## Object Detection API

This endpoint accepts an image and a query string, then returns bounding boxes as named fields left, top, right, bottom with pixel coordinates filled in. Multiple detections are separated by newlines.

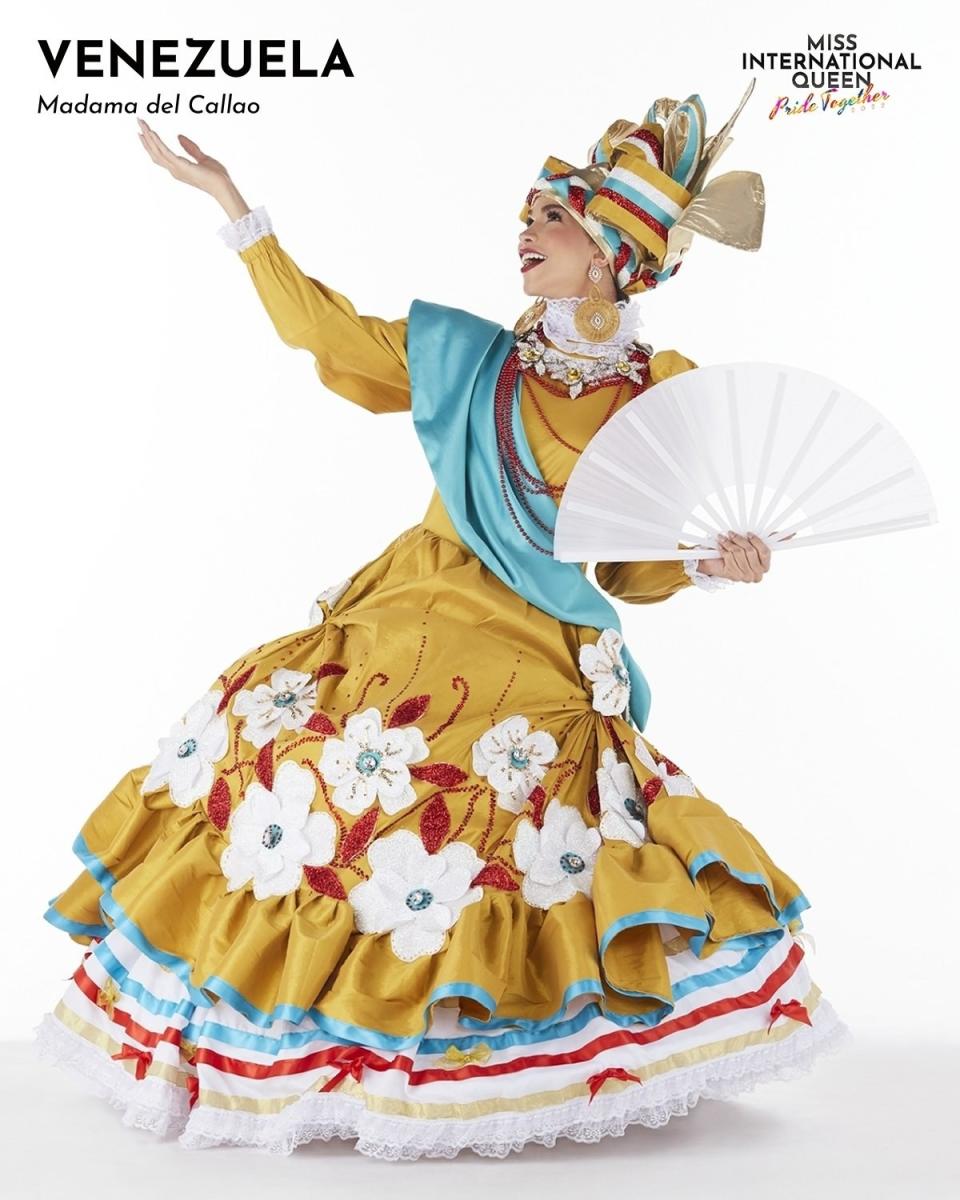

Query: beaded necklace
left=494, top=334, right=648, bottom=556
left=526, top=376, right=622, bottom=455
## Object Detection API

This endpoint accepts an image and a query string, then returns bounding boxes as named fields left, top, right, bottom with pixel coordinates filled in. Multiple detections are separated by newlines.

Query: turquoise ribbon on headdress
left=407, top=299, right=653, bottom=731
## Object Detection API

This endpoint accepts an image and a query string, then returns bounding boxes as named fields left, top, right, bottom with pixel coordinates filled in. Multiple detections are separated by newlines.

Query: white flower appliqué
left=471, top=715, right=558, bottom=813
left=579, top=628, right=630, bottom=716
left=220, top=760, right=336, bottom=900
left=141, top=690, right=229, bottom=808
left=596, top=746, right=647, bottom=847
left=308, top=576, right=352, bottom=626
left=634, top=734, right=698, bottom=797
left=232, top=668, right=318, bottom=750
left=318, top=706, right=429, bottom=816
left=512, top=801, right=601, bottom=910
left=348, top=829, right=484, bottom=961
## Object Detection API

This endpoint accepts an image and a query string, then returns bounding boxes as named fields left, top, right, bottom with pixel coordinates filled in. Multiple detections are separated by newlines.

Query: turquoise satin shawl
left=407, top=299, right=652, bottom=731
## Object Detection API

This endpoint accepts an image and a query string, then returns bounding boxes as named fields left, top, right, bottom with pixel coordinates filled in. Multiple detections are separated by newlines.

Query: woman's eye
left=547, top=210, right=560, bottom=220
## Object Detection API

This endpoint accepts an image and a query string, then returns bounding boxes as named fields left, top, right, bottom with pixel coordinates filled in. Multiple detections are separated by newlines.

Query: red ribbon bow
left=767, top=997, right=812, bottom=1033
left=319, top=1048, right=385, bottom=1093
left=186, top=1073, right=200, bottom=1110
left=586, top=1066, right=644, bottom=1102
left=111, top=1042, right=153, bottom=1080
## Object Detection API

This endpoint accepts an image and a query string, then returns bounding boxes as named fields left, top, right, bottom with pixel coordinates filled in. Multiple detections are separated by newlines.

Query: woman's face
left=518, top=191, right=616, bottom=301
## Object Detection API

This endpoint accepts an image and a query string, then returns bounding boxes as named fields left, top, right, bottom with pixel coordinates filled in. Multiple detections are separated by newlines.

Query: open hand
left=136, top=118, right=231, bottom=194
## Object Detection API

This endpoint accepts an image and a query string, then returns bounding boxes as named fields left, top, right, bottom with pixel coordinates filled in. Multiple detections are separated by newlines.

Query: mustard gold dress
left=33, top=207, right=851, bottom=1160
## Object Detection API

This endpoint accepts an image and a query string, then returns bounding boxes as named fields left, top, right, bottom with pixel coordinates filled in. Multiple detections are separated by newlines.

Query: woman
left=34, top=85, right=851, bottom=1161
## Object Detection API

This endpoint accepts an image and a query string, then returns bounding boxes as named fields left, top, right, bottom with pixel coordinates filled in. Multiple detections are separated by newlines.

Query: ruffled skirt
left=34, top=522, right=852, bottom=1159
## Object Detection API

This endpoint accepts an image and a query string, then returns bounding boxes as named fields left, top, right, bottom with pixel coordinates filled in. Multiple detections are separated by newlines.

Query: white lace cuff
left=217, top=205, right=273, bottom=252
left=683, top=558, right=737, bottom=592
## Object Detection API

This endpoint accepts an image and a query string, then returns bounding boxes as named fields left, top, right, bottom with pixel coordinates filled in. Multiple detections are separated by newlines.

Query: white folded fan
left=552, top=361, right=937, bottom=562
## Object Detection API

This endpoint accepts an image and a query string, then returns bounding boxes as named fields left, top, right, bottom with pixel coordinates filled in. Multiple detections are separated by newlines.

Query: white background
left=3, top=0, right=958, bottom=1189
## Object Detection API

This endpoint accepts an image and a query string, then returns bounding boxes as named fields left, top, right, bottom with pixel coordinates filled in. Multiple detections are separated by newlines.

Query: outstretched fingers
left=177, top=133, right=207, bottom=163
left=136, top=118, right=190, bottom=174
left=138, top=118, right=175, bottom=164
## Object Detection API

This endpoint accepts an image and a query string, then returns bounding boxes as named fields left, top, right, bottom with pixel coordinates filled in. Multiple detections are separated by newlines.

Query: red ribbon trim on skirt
left=586, top=1066, right=645, bottom=1102
left=767, top=997, right=812, bottom=1033
left=78, top=941, right=809, bottom=1089
left=110, top=1041, right=153, bottom=1080
left=318, top=1047, right=396, bottom=1092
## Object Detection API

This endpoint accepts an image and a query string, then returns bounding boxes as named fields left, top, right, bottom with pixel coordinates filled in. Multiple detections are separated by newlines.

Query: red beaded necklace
left=526, top=375, right=623, bottom=456
left=494, top=332, right=649, bottom=556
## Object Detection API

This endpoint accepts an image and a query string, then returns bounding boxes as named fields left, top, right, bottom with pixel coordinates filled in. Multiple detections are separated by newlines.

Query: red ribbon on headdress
left=586, top=1066, right=644, bottom=1102
left=111, top=1042, right=153, bottom=1080
left=767, top=998, right=812, bottom=1034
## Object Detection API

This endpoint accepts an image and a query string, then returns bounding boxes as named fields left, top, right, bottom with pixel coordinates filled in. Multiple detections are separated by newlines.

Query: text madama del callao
left=39, top=94, right=271, bottom=115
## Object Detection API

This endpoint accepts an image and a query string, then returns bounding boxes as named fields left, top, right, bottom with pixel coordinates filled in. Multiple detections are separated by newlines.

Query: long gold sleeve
left=593, top=558, right=693, bottom=604
left=237, top=233, right=410, bottom=415
left=594, top=347, right=700, bottom=604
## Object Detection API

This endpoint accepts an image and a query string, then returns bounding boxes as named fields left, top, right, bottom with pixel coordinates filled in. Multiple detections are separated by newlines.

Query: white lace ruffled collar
left=540, top=296, right=644, bottom=358
left=513, top=296, right=652, bottom=398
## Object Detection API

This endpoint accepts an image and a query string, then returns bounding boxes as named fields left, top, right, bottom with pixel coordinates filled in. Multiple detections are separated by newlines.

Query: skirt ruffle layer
left=33, top=923, right=851, bottom=1160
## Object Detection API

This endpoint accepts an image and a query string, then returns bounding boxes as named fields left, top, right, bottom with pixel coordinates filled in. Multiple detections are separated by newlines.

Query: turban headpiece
left=519, top=78, right=766, bottom=296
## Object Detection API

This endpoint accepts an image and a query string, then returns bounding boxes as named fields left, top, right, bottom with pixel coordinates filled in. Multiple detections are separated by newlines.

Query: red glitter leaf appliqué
left=316, top=663, right=348, bottom=680
left=605, top=718, right=627, bottom=755
left=420, top=795, right=450, bottom=853
left=339, top=808, right=379, bottom=866
left=305, top=712, right=337, bottom=735
left=471, top=862, right=519, bottom=891
left=207, top=777, right=232, bottom=830
left=587, top=781, right=600, bottom=817
left=529, top=785, right=547, bottom=829
left=409, top=762, right=468, bottom=788
left=255, top=740, right=275, bottom=791
left=217, top=666, right=255, bottom=714
left=304, top=865, right=347, bottom=900
left=388, top=694, right=430, bottom=727
left=642, top=777, right=663, bottom=805
left=660, top=757, right=683, bottom=777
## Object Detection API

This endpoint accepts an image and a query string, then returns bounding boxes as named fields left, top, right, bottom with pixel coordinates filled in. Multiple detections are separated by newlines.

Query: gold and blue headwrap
left=519, top=78, right=766, bottom=296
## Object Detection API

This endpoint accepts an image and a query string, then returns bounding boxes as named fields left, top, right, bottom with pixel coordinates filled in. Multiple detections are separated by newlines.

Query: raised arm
left=134, top=120, right=409, bottom=415
left=594, top=348, right=736, bottom=602
left=218, top=206, right=410, bottom=415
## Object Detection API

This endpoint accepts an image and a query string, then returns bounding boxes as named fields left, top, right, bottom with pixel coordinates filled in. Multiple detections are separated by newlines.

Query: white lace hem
left=217, top=205, right=273, bottom=252
left=32, top=1001, right=853, bottom=1161
left=683, top=557, right=737, bottom=592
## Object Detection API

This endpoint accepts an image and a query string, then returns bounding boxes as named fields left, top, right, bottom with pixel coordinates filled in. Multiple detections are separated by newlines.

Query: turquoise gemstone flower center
left=261, top=823, right=283, bottom=849
left=356, top=749, right=382, bottom=775
left=560, top=852, right=585, bottom=874
left=405, top=887, right=433, bottom=911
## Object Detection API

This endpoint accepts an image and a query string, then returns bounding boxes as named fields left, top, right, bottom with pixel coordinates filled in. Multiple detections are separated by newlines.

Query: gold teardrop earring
left=573, top=259, right=621, bottom=343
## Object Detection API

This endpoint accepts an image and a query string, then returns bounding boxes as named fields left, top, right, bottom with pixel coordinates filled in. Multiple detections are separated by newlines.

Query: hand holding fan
left=553, top=362, right=937, bottom=563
